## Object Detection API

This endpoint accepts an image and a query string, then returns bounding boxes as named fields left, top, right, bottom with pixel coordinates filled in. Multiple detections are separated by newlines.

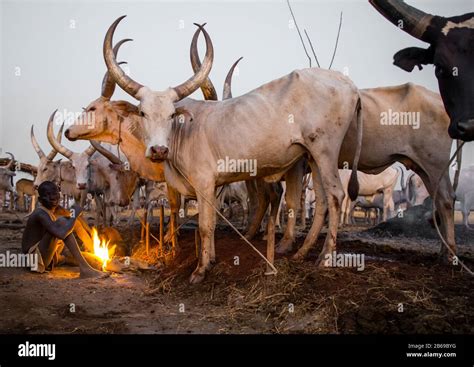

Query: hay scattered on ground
left=146, top=255, right=474, bottom=334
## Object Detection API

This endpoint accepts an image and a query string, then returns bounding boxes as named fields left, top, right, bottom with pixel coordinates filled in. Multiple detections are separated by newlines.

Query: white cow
left=101, top=19, right=363, bottom=283
left=455, top=165, right=474, bottom=229
left=339, top=167, right=399, bottom=224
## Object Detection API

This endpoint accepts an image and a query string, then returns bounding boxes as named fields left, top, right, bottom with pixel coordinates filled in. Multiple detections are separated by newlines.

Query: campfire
left=91, top=227, right=116, bottom=271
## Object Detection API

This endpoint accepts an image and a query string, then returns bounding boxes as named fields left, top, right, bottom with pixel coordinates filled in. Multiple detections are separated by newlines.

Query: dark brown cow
left=370, top=0, right=474, bottom=141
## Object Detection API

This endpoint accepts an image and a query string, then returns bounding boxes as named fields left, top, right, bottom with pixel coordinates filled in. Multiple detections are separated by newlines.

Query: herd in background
left=0, top=0, right=473, bottom=283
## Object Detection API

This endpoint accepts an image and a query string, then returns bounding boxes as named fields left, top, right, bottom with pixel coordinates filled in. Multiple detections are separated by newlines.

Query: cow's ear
left=393, top=47, right=434, bottom=72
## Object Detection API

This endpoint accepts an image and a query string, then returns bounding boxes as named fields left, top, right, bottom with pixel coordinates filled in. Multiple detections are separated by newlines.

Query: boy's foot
left=80, top=268, right=110, bottom=279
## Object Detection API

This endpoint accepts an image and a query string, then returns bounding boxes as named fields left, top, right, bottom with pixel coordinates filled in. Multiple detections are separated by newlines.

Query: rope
left=431, top=141, right=473, bottom=275
left=174, top=165, right=278, bottom=275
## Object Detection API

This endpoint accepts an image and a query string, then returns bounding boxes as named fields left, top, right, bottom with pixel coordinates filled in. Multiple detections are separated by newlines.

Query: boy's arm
left=74, top=218, right=93, bottom=252
left=54, top=205, right=93, bottom=251
left=37, top=211, right=77, bottom=240
left=54, top=206, right=72, bottom=217
left=54, top=206, right=91, bottom=234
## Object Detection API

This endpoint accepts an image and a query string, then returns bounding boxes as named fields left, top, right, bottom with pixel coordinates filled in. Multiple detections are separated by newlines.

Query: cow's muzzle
left=64, top=129, right=78, bottom=141
left=77, top=183, right=87, bottom=190
left=149, top=145, right=169, bottom=162
left=449, top=119, right=474, bottom=142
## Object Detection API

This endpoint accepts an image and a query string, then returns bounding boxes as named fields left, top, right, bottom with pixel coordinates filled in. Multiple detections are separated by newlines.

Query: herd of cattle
left=0, top=1, right=473, bottom=282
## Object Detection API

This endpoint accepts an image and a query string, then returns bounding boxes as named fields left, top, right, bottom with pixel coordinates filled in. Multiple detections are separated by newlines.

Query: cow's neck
left=118, top=118, right=165, bottom=181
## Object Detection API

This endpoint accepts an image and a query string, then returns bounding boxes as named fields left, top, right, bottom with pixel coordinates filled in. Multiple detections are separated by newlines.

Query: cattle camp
left=0, top=0, right=473, bottom=352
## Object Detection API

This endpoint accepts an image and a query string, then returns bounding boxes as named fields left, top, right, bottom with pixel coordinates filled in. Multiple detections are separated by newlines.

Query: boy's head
left=38, top=181, right=60, bottom=209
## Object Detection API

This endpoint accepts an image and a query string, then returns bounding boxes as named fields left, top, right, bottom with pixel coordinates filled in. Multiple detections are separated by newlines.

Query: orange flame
left=91, top=227, right=116, bottom=270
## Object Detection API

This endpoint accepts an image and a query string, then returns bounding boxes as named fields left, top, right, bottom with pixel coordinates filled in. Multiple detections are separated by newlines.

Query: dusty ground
left=0, top=208, right=472, bottom=334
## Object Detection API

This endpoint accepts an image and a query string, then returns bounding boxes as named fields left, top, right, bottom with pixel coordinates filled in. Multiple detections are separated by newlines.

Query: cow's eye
left=140, top=111, right=145, bottom=117
left=88, top=107, right=96, bottom=112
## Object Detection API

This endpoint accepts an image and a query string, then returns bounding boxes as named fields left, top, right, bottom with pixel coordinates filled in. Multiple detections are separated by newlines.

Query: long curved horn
left=5, top=152, right=15, bottom=170
left=46, top=122, right=65, bottom=161
left=173, top=23, right=214, bottom=101
left=47, top=110, right=74, bottom=159
left=31, top=122, right=64, bottom=161
left=31, top=125, right=46, bottom=159
left=223, top=57, right=243, bottom=100
left=369, top=0, right=434, bottom=42
left=190, top=23, right=218, bottom=101
left=85, top=144, right=96, bottom=157
left=103, top=16, right=144, bottom=99
left=90, top=140, right=122, bottom=164
left=101, top=38, right=133, bottom=99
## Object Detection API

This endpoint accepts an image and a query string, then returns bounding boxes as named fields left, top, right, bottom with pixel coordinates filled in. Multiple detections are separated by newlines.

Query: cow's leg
left=433, top=174, right=456, bottom=261
left=245, top=179, right=269, bottom=240
left=128, top=188, right=140, bottom=225
left=244, top=181, right=257, bottom=231
left=464, top=193, right=474, bottom=230
left=349, top=202, right=356, bottom=225
left=276, top=166, right=303, bottom=254
left=293, top=163, right=328, bottom=260
left=381, top=189, right=394, bottom=222
left=30, top=194, right=36, bottom=213
left=309, top=154, right=344, bottom=267
left=190, top=185, right=216, bottom=284
left=340, top=194, right=351, bottom=225
left=461, top=201, right=469, bottom=228
left=240, top=195, right=248, bottom=229
left=275, top=195, right=283, bottom=230
left=165, top=187, right=181, bottom=253
left=420, top=169, right=456, bottom=262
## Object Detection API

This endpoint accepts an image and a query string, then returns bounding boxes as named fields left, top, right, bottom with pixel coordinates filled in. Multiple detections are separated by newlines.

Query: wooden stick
left=171, top=211, right=177, bottom=257
left=145, top=222, right=150, bottom=255
left=159, top=205, right=164, bottom=257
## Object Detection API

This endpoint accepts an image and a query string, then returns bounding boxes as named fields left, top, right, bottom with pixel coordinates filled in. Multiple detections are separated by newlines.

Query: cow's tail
left=348, top=96, right=363, bottom=201
left=395, top=165, right=407, bottom=199
left=406, top=172, right=415, bottom=204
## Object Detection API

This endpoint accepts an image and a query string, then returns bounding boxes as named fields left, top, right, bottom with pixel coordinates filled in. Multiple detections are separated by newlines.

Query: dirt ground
left=0, top=208, right=473, bottom=334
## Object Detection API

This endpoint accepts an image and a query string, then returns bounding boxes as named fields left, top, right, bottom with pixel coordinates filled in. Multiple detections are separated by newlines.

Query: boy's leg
left=63, top=233, right=108, bottom=278
left=38, top=234, right=60, bottom=270
left=54, top=217, right=107, bottom=279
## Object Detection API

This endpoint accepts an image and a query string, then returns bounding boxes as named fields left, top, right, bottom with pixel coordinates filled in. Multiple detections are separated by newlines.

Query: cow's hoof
left=275, top=240, right=293, bottom=254
left=189, top=270, right=206, bottom=284
left=437, top=253, right=453, bottom=266
left=315, top=256, right=331, bottom=268
left=291, top=252, right=305, bottom=262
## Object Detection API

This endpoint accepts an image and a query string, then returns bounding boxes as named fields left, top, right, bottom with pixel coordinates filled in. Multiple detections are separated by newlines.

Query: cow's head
left=107, top=163, right=138, bottom=206
left=65, top=39, right=137, bottom=144
left=91, top=140, right=138, bottom=206
left=47, top=110, right=96, bottom=190
left=103, top=16, right=214, bottom=162
left=31, top=124, right=65, bottom=189
left=370, top=0, right=474, bottom=141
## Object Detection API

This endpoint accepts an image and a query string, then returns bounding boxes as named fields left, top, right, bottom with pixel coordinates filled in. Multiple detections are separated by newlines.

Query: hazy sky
left=1, top=0, right=473, bottom=181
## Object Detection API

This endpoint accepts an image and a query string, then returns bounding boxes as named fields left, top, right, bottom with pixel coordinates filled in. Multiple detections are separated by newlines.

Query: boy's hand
left=71, top=204, right=84, bottom=218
